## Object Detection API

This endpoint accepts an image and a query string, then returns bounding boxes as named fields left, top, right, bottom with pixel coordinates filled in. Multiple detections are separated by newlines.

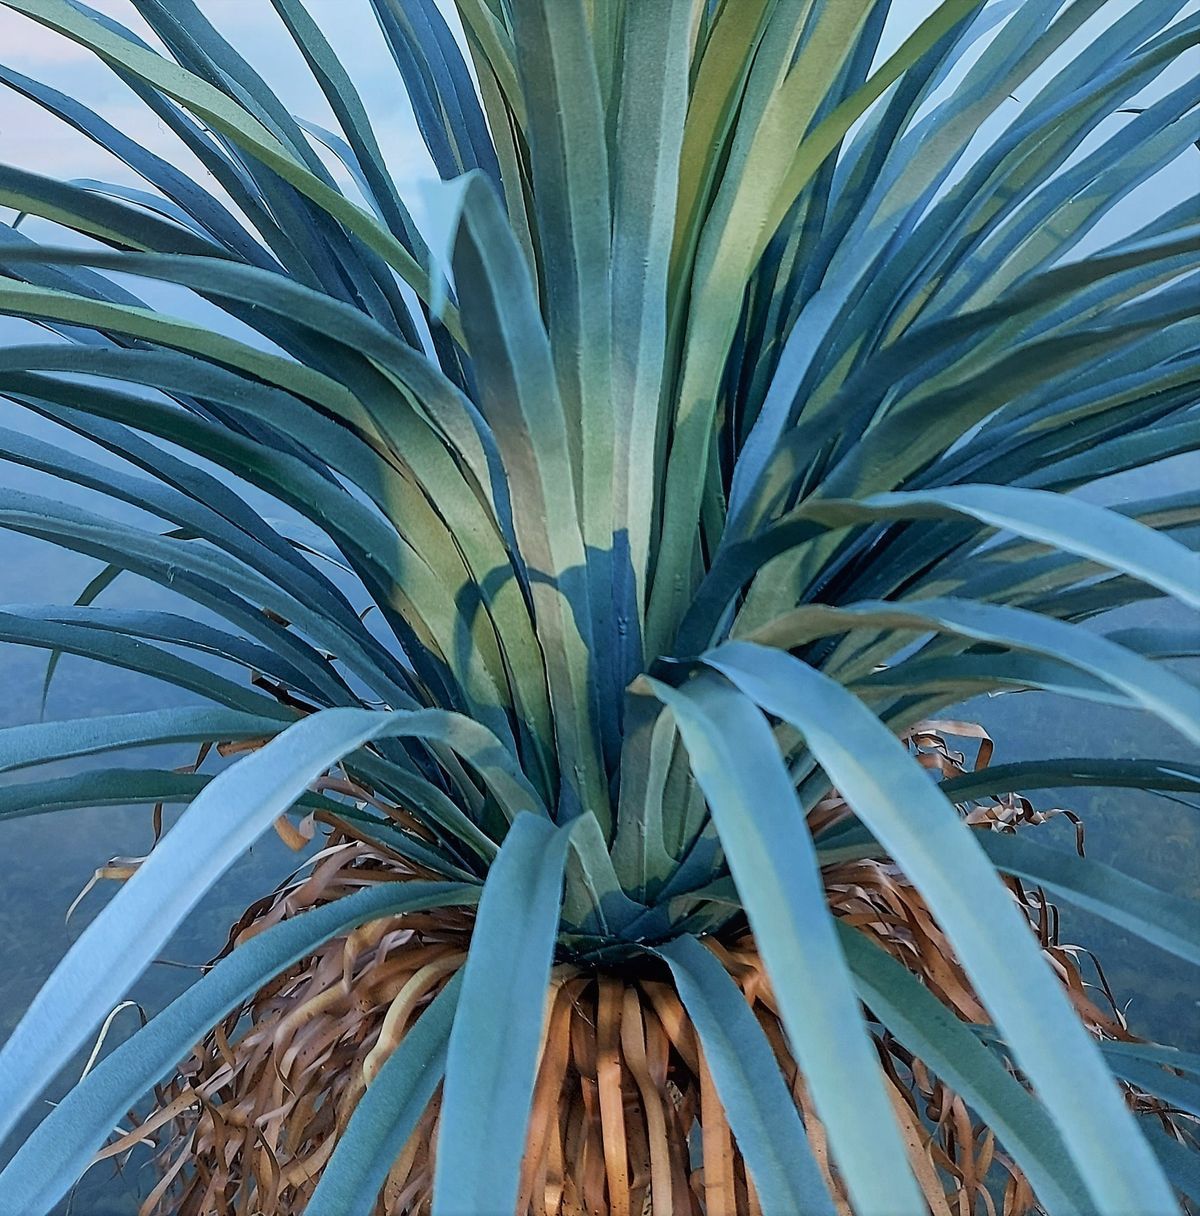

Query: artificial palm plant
left=0, top=0, right=1197, bottom=1212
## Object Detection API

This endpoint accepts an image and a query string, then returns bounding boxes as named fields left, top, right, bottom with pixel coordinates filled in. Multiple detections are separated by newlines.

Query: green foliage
left=0, top=0, right=1196, bottom=1211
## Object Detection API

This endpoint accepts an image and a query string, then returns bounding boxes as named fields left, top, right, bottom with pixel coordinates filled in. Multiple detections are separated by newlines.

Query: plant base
left=133, top=733, right=1185, bottom=1216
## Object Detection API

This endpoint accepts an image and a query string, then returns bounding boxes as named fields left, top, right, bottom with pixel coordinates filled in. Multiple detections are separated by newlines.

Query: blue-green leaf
left=0, top=707, right=287, bottom=774
left=0, top=881, right=477, bottom=1216
left=433, top=813, right=575, bottom=1215
left=0, top=707, right=533, bottom=1150
left=707, top=640, right=1178, bottom=1214
left=837, top=923, right=1092, bottom=1214
left=748, top=598, right=1200, bottom=751
left=976, top=831, right=1200, bottom=968
left=307, top=972, right=464, bottom=1216
left=656, top=935, right=836, bottom=1216
left=648, top=671, right=925, bottom=1214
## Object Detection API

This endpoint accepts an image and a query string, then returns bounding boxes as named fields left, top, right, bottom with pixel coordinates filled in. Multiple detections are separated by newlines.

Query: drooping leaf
left=657, top=935, right=837, bottom=1216
left=837, top=923, right=1093, bottom=1214
left=307, top=972, right=465, bottom=1216
left=707, top=640, right=1179, bottom=1215
left=0, top=882, right=478, bottom=1216
left=0, top=706, right=533, bottom=1149
left=650, top=671, right=926, bottom=1215
left=433, top=813, right=575, bottom=1216
left=976, top=831, right=1200, bottom=968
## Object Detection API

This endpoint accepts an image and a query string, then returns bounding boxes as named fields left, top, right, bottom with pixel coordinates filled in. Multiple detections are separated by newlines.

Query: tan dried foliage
left=116, top=728, right=1195, bottom=1215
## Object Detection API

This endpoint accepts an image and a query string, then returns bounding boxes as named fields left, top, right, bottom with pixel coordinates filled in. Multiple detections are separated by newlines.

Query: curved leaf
left=452, top=173, right=606, bottom=821
left=748, top=597, right=1200, bottom=750
left=1, top=0, right=456, bottom=333
left=688, top=483, right=1200, bottom=650
left=707, top=640, right=1178, bottom=1214
left=0, top=706, right=535, bottom=1150
left=307, top=971, right=464, bottom=1216
left=0, top=707, right=288, bottom=774
left=656, top=935, right=837, bottom=1216
left=433, top=813, right=575, bottom=1216
left=648, top=671, right=925, bottom=1214
left=976, top=831, right=1200, bottom=968
left=0, top=881, right=478, bottom=1216
left=940, top=757, right=1200, bottom=802
left=837, top=923, right=1092, bottom=1214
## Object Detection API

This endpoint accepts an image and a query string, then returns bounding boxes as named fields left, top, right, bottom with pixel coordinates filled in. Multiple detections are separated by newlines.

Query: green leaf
left=433, top=813, right=575, bottom=1216
left=1102, top=1054, right=1200, bottom=1123
left=367, top=0, right=501, bottom=185
left=0, top=363, right=477, bottom=714
left=508, top=0, right=619, bottom=760
left=656, top=935, right=837, bottom=1216
left=1095, top=1040, right=1200, bottom=1082
left=837, top=923, right=1092, bottom=1214
left=976, top=831, right=1200, bottom=968
left=688, top=483, right=1200, bottom=650
left=452, top=174, right=606, bottom=822
left=0, top=64, right=274, bottom=266
left=0, top=162, right=225, bottom=256
left=1144, top=1124, right=1200, bottom=1205
left=748, top=598, right=1200, bottom=751
left=0, top=881, right=478, bottom=1216
left=307, top=971, right=464, bottom=1216
left=765, top=0, right=987, bottom=239
left=648, top=671, right=925, bottom=1215
left=856, top=651, right=1133, bottom=712
left=268, top=0, right=427, bottom=252
left=609, top=0, right=693, bottom=663
left=707, top=640, right=1178, bottom=1215
left=510, top=0, right=612, bottom=482
left=0, top=607, right=294, bottom=718
left=0, top=707, right=287, bottom=774
left=560, top=810, right=645, bottom=936
left=649, top=0, right=985, bottom=648
left=37, top=561, right=126, bottom=719
left=0, top=488, right=385, bottom=704
left=836, top=483, right=1200, bottom=610
left=611, top=688, right=679, bottom=900
left=0, top=706, right=532, bottom=1150
left=0, top=248, right=500, bottom=513
left=1, top=0, right=456, bottom=334
left=940, top=757, right=1200, bottom=802
left=0, top=768, right=212, bottom=820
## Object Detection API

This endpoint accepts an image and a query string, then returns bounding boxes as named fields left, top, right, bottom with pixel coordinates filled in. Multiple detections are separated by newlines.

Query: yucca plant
left=0, top=0, right=1198, bottom=1212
